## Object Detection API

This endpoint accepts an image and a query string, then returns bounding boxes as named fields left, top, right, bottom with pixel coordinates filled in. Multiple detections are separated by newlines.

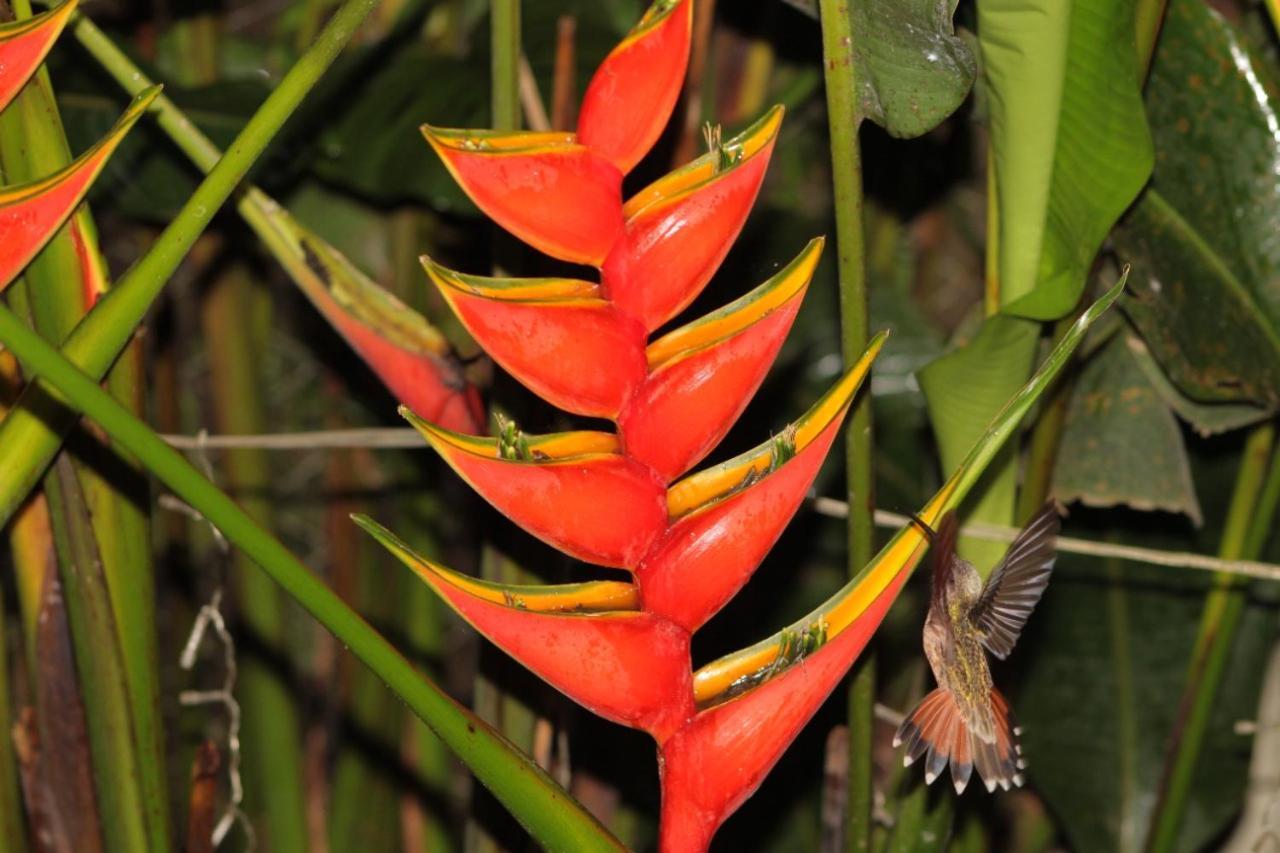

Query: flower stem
left=0, top=301, right=625, bottom=853
left=491, top=0, right=521, bottom=130
left=817, top=1, right=874, bottom=849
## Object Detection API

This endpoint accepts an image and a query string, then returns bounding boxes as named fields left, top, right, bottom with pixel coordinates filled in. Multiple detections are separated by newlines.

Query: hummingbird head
left=943, top=555, right=983, bottom=603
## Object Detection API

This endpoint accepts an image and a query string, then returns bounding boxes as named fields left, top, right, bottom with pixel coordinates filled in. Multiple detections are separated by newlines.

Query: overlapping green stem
left=0, top=301, right=624, bottom=852
left=0, top=0, right=384, bottom=529
left=817, top=1, right=874, bottom=848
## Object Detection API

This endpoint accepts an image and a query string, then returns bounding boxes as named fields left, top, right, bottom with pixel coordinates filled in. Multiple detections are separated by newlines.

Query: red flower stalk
left=358, top=1, right=913, bottom=848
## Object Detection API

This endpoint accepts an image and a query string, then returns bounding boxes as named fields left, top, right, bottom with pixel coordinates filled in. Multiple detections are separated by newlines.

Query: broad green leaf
left=849, top=0, right=976, bottom=138
left=1054, top=333, right=1202, bottom=524
left=918, top=313, right=1039, bottom=571
left=775, top=0, right=976, bottom=138
left=1127, top=335, right=1270, bottom=437
left=1116, top=0, right=1280, bottom=409
left=980, top=0, right=1153, bottom=317
left=1019, top=554, right=1271, bottom=853
left=313, top=47, right=486, bottom=211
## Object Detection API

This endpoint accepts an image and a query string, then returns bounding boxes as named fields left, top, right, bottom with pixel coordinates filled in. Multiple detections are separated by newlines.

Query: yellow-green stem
left=491, top=0, right=521, bottom=130
left=43, top=457, right=150, bottom=853
left=817, top=1, right=874, bottom=849
left=1016, top=314, right=1074, bottom=523
left=0, top=2, right=168, bottom=842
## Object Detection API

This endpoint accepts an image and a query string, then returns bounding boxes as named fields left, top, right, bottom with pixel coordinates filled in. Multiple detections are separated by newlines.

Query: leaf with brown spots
left=1117, top=0, right=1280, bottom=409
left=1054, top=333, right=1202, bottom=524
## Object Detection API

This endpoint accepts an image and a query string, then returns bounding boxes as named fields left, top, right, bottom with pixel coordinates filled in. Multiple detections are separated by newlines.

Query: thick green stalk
left=43, top=458, right=149, bottom=852
left=0, top=3, right=168, bottom=842
left=1146, top=422, right=1279, bottom=851
left=0, top=0, right=385, bottom=530
left=0, top=302, right=623, bottom=853
left=202, top=268, right=308, bottom=850
left=491, top=0, right=520, bottom=130
left=817, top=2, right=874, bottom=850
left=846, top=655, right=875, bottom=852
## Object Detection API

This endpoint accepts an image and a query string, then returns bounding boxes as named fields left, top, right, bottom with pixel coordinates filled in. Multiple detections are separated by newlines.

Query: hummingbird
left=893, top=502, right=1061, bottom=794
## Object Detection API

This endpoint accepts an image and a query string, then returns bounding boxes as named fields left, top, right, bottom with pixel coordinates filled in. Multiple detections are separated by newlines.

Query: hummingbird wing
left=972, top=502, right=1060, bottom=659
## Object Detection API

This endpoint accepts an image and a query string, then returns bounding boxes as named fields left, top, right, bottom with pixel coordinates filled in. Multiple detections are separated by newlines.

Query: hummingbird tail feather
left=974, top=687, right=1025, bottom=792
left=893, top=687, right=1025, bottom=795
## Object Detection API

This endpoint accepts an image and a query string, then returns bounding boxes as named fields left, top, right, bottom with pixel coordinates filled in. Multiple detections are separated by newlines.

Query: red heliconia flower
left=0, top=0, right=77, bottom=115
left=358, top=2, right=917, bottom=849
left=0, top=78, right=159, bottom=294
left=271, top=206, right=483, bottom=432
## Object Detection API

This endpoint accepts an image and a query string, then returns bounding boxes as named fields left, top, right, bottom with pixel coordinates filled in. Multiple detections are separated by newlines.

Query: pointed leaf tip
left=637, top=335, right=885, bottom=631
left=403, top=412, right=667, bottom=569
left=603, top=106, right=786, bottom=330
left=0, top=0, right=80, bottom=114
left=621, top=238, right=826, bottom=481
left=577, top=0, right=693, bottom=174
left=422, top=126, right=623, bottom=265
left=359, top=515, right=694, bottom=738
left=423, top=257, right=646, bottom=418
left=0, top=84, right=161, bottom=293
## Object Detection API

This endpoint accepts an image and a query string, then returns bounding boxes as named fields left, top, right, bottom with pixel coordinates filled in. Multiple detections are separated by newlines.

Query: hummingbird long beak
left=906, top=511, right=937, bottom=543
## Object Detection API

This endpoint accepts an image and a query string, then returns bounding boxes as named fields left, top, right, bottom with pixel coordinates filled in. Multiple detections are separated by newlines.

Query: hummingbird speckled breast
left=893, top=502, right=1061, bottom=795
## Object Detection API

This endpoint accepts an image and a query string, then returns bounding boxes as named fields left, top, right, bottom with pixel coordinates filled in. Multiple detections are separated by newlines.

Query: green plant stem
left=491, top=0, right=521, bottom=130
left=847, top=655, right=875, bottom=852
left=1016, top=314, right=1074, bottom=523
left=0, top=0, right=384, bottom=531
left=1146, top=421, right=1279, bottom=852
left=0, top=302, right=623, bottom=853
left=43, top=458, right=150, bottom=853
left=817, top=2, right=873, bottom=850
left=0, top=4, right=169, bottom=842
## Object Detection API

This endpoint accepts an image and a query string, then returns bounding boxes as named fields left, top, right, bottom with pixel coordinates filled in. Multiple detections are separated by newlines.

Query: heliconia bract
left=359, top=2, right=923, bottom=849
